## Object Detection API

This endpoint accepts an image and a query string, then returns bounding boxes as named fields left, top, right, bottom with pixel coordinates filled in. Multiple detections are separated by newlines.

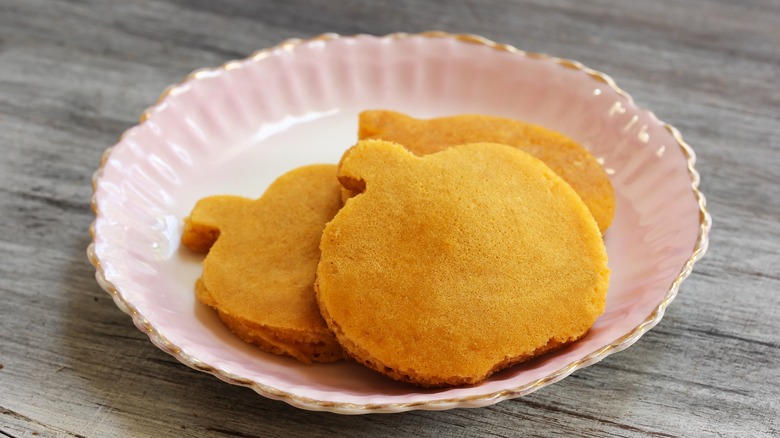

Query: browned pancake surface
left=317, top=140, right=609, bottom=386
left=357, top=110, right=615, bottom=233
left=182, top=164, right=345, bottom=363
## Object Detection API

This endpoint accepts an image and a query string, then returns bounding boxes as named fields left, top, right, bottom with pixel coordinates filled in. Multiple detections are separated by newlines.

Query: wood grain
left=1, top=0, right=778, bottom=436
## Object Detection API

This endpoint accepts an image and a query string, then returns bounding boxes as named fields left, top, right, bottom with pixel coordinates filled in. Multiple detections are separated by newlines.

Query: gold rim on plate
left=88, top=31, right=712, bottom=413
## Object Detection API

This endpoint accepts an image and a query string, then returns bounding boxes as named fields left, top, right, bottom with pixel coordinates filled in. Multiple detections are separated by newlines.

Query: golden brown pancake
left=356, top=110, right=615, bottom=233
left=316, top=140, right=609, bottom=387
left=181, top=164, right=345, bottom=363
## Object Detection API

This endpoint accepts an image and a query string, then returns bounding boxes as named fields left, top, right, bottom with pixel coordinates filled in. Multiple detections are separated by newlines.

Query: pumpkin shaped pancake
left=356, top=110, right=615, bottom=233
left=316, top=140, right=609, bottom=387
left=181, top=164, right=345, bottom=363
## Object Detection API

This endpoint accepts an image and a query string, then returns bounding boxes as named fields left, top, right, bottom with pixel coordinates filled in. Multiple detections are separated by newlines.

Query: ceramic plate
left=88, top=32, right=710, bottom=414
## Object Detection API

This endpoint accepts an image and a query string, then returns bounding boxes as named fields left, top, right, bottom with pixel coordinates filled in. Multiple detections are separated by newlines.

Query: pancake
left=181, top=164, right=345, bottom=363
left=316, top=140, right=609, bottom=387
left=356, top=110, right=615, bottom=233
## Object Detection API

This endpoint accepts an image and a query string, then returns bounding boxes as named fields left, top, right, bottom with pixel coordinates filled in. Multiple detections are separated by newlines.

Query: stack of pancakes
left=182, top=111, right=611, bottom=387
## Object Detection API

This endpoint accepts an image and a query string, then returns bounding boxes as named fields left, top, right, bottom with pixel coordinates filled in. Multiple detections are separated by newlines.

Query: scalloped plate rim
left=88, top=31, right=711, bottom=414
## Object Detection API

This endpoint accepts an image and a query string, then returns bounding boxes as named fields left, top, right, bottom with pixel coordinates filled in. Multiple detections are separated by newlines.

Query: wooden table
left=1, top=0, right=778, bottom=436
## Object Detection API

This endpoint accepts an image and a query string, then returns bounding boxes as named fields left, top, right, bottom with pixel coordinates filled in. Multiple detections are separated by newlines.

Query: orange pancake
left=317, top=140, right=609, bottom=387
left=357, top=110, right=615, bottom=233
left=182, top=164, right=345, bottom=363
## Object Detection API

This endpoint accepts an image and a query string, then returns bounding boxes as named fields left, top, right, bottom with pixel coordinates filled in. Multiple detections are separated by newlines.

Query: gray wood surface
left=1, top=0, right=778, bottom=436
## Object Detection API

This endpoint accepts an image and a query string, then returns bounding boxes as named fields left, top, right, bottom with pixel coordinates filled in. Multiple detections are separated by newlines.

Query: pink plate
left=88, top=32, right=711, bottom=413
